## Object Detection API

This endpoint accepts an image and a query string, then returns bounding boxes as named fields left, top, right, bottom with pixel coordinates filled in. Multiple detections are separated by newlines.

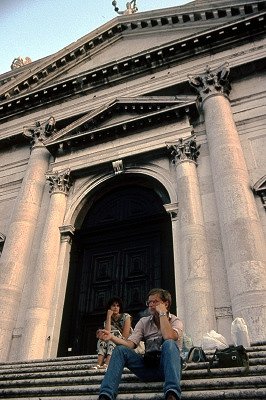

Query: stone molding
left=253, top=175, right=266, bottom=210
left=164, top=203, right=178, bottom=220
left=0, top=233, right=5, bottom=256
left=188, top=62, right=231, bottom=102
left=166, top=134, right=200, bottom=164
left=46, top=168, right=71, bottom=195
left=59, top=225, right=75, bottom=243
left=215, top=306, right=233, bottom=319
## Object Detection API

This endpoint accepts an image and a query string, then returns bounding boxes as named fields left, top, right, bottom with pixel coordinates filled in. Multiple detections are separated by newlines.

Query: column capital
left=23, top=117, right=56, bottom=148
left=166, top=135, right=200, bottom=164
left=188, top=63, right=231, bottom=103
left=46, top=168, right=71, bottom=195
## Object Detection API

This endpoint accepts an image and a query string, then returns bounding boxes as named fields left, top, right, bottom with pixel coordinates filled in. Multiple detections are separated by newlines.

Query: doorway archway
left=58, top=182, right=175, bottom=356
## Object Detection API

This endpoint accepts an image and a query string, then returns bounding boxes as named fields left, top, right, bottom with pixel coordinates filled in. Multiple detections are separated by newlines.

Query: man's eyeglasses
left=146, top=299, right=161, bottom=306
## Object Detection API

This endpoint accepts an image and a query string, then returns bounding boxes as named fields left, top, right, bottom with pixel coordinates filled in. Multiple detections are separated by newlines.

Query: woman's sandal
left=91, top=364, right=101, bottom=370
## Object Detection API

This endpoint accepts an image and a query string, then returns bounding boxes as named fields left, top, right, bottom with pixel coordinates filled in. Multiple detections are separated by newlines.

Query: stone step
left=0, top=363, right=265, bottom=385
left=0, top=343, right=265, bottom=399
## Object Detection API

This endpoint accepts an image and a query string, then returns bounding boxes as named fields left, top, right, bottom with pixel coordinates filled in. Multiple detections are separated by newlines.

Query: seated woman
left=92, top=296, right=131, bottom=370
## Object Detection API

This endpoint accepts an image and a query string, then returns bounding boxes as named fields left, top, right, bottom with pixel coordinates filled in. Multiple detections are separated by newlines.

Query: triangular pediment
left=44, top=95, right=197, bottom=154
left=0, top=0, right=264, bottom=104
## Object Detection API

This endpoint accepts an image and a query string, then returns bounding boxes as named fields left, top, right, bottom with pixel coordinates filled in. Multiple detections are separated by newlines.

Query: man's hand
left=155, top=302, right=168, bottom=314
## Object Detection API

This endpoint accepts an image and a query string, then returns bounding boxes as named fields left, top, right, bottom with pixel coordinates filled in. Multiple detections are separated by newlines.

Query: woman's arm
left=105, top=309, right=113, bottom=332
left=97, top=329, right=136, bottom=349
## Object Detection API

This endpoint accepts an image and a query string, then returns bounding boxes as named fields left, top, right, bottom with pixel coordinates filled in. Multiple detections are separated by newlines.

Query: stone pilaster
left=20, top=169, right=71, bottom=360
left=47, top=225, right=75, bottom=358
left=0, top=120, right=53, bottom=361
left=167, top=136, right=216, bottom=345
left=189, top=64, right=266, bottom=342
left=164, top=203, right=186, bottom=322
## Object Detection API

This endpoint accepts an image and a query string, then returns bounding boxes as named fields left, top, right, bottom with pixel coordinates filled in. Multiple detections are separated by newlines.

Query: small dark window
left=171, top=16, right=179, bottom=24
left=258, top=2, right=266, bottom=11
left=218, top=9, right=227, bottom=18
left=244, top=4, right=253, bottom=14
left=141, top=21, right=148, bottom=28
left=206, top=11, right=214, bottom=19
left=161, top=17, right=169, bottom=25
left=231, top=7, right=240, bottom=16
left=194, top=13, right=202, bottom=21
left=182, top=14, right=190, bottom=23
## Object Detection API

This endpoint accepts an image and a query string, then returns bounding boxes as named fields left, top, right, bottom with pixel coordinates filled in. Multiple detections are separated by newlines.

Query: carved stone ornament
left=166, top=135, right=201, bottom=164
left=23, top=117, right=56, bottom=146
left=112, top=0, right=138, bottom=15
left=112, top=159, right=124, bottom=175
left=188, top=63, right=231, bottom=102
left=10, top=56, right=32, bottom=70
left=46, top=168, right=71, bottom=195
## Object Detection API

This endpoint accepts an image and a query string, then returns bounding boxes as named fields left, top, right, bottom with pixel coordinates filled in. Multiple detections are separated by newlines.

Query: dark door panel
left=58, top=185, right=175, bottom=356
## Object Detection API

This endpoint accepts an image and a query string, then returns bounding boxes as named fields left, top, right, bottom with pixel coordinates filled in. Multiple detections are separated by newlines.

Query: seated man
left=97, top=288, right=183, bottom=400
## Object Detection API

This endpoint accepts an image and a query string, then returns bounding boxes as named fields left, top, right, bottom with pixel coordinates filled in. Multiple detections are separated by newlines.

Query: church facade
left=0, top=0, right=265, bottom=362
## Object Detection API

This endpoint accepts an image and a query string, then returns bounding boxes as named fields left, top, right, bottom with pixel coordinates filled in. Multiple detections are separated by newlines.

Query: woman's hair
left=147, top=288, right=172, bottom=308
left=106, top=296, right=123, bottom=313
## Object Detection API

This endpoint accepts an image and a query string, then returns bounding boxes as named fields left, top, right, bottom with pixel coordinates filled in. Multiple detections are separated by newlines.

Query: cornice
left=0, top=2, right=264, bottom=92
left=0, top=10, right=265, bottom=123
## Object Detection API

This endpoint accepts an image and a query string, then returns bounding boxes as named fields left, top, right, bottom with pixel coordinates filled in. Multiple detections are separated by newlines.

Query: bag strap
left=207, top=349, right=217, bottom=373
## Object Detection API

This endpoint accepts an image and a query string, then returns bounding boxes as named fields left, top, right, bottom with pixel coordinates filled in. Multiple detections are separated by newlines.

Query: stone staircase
left=0, top=343, right=265, bottom=399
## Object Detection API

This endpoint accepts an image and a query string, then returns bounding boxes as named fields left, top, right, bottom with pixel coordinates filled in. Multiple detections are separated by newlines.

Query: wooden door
left=58, top=185, right=175, bottom=356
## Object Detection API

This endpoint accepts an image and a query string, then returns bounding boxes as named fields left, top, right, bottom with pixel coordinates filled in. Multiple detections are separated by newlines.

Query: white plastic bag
left=202, top=330, right=228, bottom=350
left=231, top=318, right=250, bottom=347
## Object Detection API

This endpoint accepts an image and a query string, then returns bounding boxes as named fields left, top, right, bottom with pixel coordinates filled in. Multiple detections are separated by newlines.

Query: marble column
left=0, top=119, right=54, bottom=361
left=189, top=63, right=266, bottom=342
left=167, top=136, right=216, bottom=345
left=20, top=169, right=71, bottom=360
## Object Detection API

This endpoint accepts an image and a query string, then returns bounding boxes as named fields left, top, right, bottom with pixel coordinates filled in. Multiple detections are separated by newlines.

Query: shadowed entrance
left=58, top=184, right=175, bottom=356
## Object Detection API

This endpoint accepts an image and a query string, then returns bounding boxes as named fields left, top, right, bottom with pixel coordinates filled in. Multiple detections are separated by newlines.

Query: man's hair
left=106, top=296, right=123, bottom=313
left=147, top=288, right=172, bottom=308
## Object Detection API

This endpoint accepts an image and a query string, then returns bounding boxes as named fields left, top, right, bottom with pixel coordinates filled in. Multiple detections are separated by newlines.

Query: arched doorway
left=58, top=183, right=175, bottom=356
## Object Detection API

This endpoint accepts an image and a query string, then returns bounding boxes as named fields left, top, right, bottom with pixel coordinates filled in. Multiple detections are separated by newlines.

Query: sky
left=0, top=0, right=189, bottom=74
left=0, top=0, right=188, bottom=75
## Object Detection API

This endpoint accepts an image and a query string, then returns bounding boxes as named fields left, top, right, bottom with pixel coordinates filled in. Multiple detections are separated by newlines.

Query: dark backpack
left=187, top=346, right=207, bottom=363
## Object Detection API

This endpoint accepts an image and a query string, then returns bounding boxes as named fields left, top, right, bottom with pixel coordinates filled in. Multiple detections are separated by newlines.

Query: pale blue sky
left=0, top=0, right=188, bottom=75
